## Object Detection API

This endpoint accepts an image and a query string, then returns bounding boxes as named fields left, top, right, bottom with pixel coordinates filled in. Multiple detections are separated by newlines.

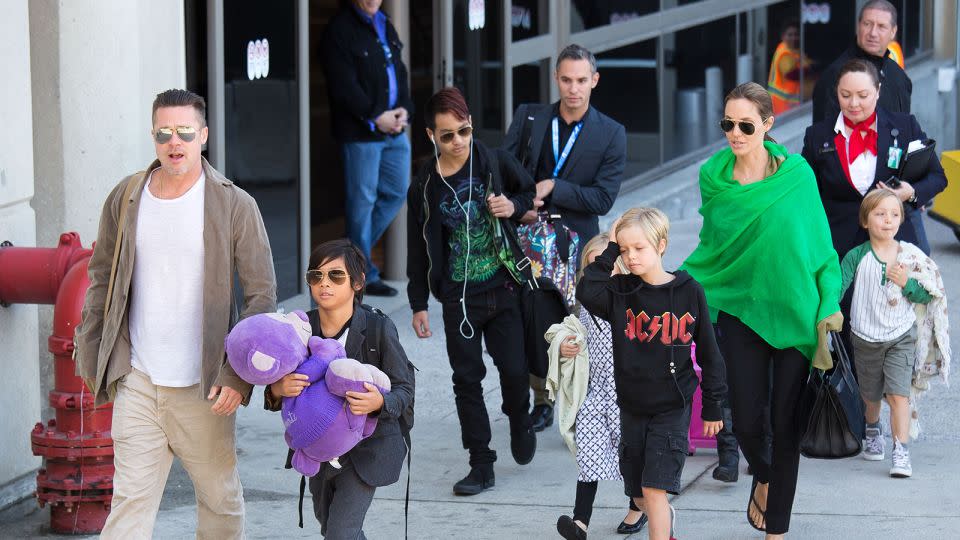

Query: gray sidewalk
left=4, top=120, right=959, bottom=538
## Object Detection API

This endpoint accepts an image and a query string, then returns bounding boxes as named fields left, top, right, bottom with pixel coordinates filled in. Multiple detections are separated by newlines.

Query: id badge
left=887, top=146, right=903, bottom=169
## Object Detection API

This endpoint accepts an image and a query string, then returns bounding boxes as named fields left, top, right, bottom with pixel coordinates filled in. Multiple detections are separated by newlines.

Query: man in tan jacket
left=75, top=89, right=277, bottom=539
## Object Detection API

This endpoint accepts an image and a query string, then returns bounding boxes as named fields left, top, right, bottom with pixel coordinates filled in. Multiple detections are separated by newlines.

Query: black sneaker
left=511, top=426, right=537, bottom=465
left=453, top=465, right=495, bottom=496
left=530, top=404, right=554, bottom=432
left=365, top=280, right=398, bottom=297
left=712, top=463, right=739, bottom=482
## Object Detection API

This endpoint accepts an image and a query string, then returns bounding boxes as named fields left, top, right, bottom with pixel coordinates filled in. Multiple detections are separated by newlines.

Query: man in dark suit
left=811, top=0, right=911, bottom=122
left=503, top=44, right=626, bottom=431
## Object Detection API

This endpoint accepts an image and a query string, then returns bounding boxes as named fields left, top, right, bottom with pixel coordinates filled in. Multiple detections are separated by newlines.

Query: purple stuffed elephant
left=224, top=311, right=312, bottom=385
left=283, top=336, right=392, bottom=476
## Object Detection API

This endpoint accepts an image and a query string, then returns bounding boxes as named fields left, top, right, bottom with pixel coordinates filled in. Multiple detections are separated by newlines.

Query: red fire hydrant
left=0, top=233, right=114, bottom=534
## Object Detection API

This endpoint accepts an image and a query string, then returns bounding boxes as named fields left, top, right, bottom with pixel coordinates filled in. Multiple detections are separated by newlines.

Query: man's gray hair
left=556, top=44, right=597, bottom=74
left=860, top=0, right=898, bottom=27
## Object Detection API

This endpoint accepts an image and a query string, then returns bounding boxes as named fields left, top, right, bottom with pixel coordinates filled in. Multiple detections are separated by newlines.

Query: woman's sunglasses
left=153, top=126, right=198, bottom=144
left=305, top=269, right=349, bottom=286
left=437, top=125, right=473, bottom=144
left=719, top=119, right=763, bottom=136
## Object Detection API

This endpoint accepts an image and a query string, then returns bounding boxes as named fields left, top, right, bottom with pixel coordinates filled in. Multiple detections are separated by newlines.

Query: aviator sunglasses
left=305, top=269, right=349, bottom=286
left=153, top=126, right=198, bottom=144
left=719, top=118, right=766, bottom=136
left=436, top=125, right=473, bottom=144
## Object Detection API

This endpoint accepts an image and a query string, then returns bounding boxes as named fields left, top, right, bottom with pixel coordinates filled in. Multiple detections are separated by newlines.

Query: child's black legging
left=573, top=481, right=638, bottom=526
left=716, top=311, right=809, bottom=535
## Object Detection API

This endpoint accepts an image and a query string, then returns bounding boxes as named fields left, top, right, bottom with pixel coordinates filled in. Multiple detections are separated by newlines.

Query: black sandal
left=747, top=476, right=767, bottom=532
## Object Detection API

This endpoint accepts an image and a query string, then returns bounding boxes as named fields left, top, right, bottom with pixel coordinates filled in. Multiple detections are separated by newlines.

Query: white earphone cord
left=433, top=137, right=476, bottom=340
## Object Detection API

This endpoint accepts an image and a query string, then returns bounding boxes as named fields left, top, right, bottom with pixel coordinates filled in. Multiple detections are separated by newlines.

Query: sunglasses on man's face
left=305, top=269, right=349, bottom=286
left=719, top=119, right=762, bottom=136
left=436, top=125, right=473, bottom=144
left=153, top=126, right=198, bottom=144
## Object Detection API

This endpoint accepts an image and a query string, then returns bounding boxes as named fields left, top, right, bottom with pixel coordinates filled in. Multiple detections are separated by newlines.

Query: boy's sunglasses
left=305, top=269, right=349, bottom=286
left=437, top=125, right=473, bottom=144
left=719, top=119, right=762, bottom=136
left=153, top=126, right=198, bottom=144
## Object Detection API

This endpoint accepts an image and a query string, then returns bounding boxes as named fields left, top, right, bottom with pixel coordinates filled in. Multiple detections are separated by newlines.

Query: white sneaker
left=890, top=439, right=912, bottom=478
left=863, top=426, right=885, bottom=461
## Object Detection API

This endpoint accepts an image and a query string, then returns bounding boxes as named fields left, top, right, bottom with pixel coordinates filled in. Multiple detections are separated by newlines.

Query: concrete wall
left=0, top=0, right=43, bottom=510
left=0, top=0, right=185, bottom=508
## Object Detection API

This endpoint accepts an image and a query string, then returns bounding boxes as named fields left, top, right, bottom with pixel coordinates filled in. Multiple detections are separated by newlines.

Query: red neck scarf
left=843, top=111, right=878, bottom=164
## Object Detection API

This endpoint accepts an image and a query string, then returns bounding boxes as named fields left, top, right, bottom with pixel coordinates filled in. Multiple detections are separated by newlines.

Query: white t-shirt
left=850, top=247, right=916, bottom=342
left=834, top=113, right=877, bottom=196
left=128, top=171, right=206, bottom=387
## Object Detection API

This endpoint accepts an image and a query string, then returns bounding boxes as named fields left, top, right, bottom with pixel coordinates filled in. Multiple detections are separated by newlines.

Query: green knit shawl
left=681, top=142, right=841, bottom=361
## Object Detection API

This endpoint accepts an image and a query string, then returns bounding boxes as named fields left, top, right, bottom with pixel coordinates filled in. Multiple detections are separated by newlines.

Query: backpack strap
left=297, top=475, right=306, bottom=529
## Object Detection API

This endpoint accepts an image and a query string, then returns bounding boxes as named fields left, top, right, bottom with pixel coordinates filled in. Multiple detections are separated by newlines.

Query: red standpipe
left=0, top=233, right=114, bottom=534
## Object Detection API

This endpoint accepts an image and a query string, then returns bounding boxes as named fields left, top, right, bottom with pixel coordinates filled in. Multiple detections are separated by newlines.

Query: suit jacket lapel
left=873, top=110, right=893, bottom=185
left=558, top=106, right=595, bottom=180
left=344, top=305, right=367, bottom=360
left=528, top=103, right=553, bottom=178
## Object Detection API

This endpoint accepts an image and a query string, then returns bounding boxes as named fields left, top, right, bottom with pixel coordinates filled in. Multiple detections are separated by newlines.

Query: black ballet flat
left=617, top=513, right=647, bottom=534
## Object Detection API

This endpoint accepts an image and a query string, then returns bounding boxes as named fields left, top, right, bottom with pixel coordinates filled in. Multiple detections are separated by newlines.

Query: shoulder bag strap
left=104, top=172, right=144, bottom=317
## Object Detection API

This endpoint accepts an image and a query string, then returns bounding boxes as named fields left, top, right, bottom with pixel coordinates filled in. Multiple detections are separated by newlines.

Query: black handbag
left=799, top=332, right=865, bottom=459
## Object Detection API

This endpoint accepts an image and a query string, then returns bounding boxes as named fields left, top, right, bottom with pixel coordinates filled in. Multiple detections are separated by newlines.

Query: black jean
left=716, top=312, right=808, bottom=535
left=442, top=283, right=532, bottom=466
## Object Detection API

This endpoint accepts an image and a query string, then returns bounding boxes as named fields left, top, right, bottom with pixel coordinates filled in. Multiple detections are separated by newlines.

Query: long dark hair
left=724, top=82, right=777, bottom=143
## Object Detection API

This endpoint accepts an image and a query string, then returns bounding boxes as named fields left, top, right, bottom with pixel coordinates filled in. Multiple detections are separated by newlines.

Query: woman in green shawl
left=682, top=82, right=842, bottom=538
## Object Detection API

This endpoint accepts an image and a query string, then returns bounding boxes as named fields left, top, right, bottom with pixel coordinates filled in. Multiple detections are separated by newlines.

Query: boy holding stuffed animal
left=265, top=239, right=415, bottom=538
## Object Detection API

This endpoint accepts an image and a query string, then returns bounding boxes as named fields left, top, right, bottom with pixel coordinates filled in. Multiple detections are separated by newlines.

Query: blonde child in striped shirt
left=838, top=190, right=934, bottom=478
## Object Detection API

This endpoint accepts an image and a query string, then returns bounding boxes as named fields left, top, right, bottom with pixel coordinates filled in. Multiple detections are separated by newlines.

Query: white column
left=0, top=0, right=42, bottom=506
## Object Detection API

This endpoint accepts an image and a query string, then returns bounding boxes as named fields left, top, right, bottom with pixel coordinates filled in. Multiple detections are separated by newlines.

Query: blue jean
left=342, top=134, right=411, bottom=284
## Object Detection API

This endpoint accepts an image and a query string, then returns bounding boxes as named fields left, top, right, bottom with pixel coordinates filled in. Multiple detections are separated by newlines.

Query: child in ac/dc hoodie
left=575, top=208, right=727, bottom=540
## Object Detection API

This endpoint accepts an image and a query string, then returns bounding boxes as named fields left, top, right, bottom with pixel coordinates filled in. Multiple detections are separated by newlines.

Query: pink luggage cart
left=688, top=342, right=717, bottom=454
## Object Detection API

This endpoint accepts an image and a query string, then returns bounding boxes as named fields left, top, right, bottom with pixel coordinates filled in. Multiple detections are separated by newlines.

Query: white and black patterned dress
left=575, top=307, right=622, bottom=482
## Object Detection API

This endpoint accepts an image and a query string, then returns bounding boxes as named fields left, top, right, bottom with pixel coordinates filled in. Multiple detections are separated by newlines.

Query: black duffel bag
left=517, top=274, right=569, bottom=378
left=799, top=332, right=865, bottom=459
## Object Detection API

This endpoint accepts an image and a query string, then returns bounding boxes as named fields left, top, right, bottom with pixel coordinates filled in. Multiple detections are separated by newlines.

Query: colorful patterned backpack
left=516, top=212, right=580, bottom=308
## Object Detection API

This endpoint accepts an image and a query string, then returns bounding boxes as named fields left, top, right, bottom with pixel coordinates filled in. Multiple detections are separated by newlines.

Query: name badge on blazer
left=887, top=128, right=903, bottom=169
left=818, top=142, right=836, bottom=155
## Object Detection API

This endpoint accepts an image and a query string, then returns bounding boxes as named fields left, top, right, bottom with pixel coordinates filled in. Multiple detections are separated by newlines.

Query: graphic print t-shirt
left=439, top=164, right=509, bottom=300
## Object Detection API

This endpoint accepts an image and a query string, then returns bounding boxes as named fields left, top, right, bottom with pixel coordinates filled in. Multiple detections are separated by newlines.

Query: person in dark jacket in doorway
left=811, top=0, right=911, bottom=122
left=575, top=207, right=727, bottom=540
left=406, top=87, right=538, bottom=496
left=321, top=0, right=414, bottom=297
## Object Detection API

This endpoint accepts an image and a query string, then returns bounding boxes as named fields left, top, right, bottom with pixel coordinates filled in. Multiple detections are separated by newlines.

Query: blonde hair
left=859, top=189, right=905, bottom=226
left=615, top=207, right=670, bottom=255
left=580, top=233, right=610, bottom=272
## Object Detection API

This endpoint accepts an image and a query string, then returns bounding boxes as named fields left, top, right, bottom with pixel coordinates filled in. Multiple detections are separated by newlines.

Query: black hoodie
left=575, top=241, right=727, bottom=420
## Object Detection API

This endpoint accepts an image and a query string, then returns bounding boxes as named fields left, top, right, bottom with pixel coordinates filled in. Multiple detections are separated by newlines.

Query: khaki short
left=852, top=327, right=916, bottom=402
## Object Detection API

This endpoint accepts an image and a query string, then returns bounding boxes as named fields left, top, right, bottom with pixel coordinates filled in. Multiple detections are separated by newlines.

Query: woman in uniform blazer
left=802, top=58, right=947, bottom=259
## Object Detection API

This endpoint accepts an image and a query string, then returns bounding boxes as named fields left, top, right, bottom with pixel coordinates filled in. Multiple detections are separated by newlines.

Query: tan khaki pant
left=101, top=369, right=245, bottom=539
left=530, top=374, right=551, bottom=407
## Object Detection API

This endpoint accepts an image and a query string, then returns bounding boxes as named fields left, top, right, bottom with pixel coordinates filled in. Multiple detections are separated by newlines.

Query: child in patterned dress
left=556, top=233, right=644, bottom=540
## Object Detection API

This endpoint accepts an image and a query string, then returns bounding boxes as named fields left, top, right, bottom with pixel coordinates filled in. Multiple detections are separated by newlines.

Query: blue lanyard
left=552, top=117, right=582, bottom=177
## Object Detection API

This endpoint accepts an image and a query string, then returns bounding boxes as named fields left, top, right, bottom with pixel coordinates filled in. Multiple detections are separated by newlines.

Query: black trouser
left=717, top=312, right=808, bottom=535
left=442, top=283, right=532, bottom=466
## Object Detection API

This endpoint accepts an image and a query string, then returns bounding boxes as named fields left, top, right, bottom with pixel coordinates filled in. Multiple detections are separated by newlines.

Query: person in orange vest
left=767, top=19, right=816, bottom=115
left=888, top=40, right=905, bottom=68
